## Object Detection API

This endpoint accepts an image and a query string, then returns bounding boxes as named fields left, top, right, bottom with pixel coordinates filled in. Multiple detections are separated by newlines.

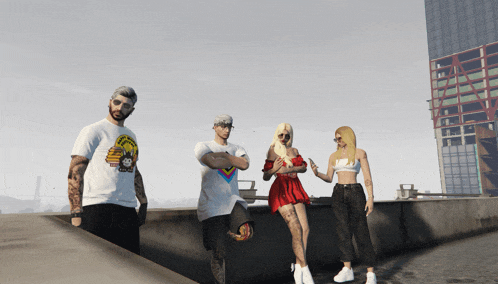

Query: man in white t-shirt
left=67, top=86, right=147, bottom=254
left=194, top=114, right=254, bottom=284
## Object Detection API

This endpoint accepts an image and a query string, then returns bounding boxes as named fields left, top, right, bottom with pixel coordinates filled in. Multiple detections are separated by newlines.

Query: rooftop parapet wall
left=101, top=197, right=498, bottom=283
left=6, top=198, right=498, bottom=283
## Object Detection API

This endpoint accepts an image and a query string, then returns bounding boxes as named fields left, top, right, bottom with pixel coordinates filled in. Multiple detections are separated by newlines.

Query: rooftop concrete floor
left=278, top=229, right=498, bottom=284
left=0, top=213, right=197, bottom=284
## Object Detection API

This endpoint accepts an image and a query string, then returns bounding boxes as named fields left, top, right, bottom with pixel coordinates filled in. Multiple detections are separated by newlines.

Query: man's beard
left=108, top=106, right=132, bottom=121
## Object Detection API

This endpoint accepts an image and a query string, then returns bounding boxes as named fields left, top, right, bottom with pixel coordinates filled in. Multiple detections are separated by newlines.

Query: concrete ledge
left=0, top=213, right=197, bottom=284
left=25, top=197, right=497, bottom=283
left=122, top=197, right=498, bottom=283
left=374, top=197, right=498, bottom=251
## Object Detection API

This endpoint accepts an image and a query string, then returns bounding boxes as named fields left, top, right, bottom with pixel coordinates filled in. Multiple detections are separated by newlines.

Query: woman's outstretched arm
left=311, top=153, right=335, bottom=183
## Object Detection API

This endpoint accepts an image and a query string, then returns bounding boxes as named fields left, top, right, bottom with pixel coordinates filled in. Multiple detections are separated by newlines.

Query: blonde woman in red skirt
left=262, top=123, right=314, bottom=284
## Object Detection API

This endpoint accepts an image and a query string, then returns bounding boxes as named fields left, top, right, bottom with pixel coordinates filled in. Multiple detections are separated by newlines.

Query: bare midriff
left=336, top=171, right=358, bottom=184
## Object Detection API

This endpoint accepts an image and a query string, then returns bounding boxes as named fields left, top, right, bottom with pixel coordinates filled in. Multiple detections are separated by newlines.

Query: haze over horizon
left=0, top=0, right=439, bottom=213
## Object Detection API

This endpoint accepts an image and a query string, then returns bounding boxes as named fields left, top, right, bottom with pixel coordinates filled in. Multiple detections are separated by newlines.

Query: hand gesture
left=272, top=157, right=284, bottom=172
left=309, top=158, right=318, bottom=176
left=71, top=217, right=82, bottom=226
left=365, top=199, right=374, bottom=216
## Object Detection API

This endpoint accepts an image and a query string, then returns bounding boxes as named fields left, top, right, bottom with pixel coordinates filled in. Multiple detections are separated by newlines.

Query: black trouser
left=201, top=202, right=253, bottom=252
left=332, top=183, right=375, bottom=267
left=201, top=202, right=253, bottom=284
left=80, top=203, right=140, bottom=254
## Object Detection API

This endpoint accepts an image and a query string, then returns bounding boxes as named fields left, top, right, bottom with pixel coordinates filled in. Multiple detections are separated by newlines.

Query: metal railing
left=239, top=181, right=494, bottom=203
left=413, top=192, right=493, bottom=198
left=238, top=180, right=336, bottom=204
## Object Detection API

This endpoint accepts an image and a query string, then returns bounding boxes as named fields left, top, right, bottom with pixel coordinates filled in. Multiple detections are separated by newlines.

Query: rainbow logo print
left=218, top=166, right=236, bottom=183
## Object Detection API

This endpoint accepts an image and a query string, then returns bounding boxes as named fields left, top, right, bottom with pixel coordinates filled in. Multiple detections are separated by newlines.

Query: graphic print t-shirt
left=194, top=141, right=250, bottom=221
left=71, top=119, right=138, bottom=208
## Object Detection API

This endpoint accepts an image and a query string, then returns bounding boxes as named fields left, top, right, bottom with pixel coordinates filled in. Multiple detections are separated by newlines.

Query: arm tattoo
left=365, top=179, right=373, bottom=187
left=67, top=156, right=89, bottom=212
left=135, top=168, right=147, bottom=204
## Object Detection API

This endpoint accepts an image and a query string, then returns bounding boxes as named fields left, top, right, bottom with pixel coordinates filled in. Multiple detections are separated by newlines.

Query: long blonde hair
left=270, top=123, right=294, bottom=167
left=335, top=126, right=356, bottom=166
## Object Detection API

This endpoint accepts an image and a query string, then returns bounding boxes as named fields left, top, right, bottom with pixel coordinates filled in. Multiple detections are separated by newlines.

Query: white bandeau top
left=333, top=158, right=361, bottom=173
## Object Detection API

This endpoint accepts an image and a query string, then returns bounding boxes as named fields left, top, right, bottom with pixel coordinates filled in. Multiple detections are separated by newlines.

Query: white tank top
left=333, top=158, right=361, bottom=173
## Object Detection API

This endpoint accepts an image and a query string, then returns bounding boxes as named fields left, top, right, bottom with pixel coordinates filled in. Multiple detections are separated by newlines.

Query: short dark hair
left=111, top=86, right=137, bottom=105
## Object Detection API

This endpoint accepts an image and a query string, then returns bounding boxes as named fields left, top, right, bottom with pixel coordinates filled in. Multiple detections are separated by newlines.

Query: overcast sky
left=0, top=0, right=439, bottom=212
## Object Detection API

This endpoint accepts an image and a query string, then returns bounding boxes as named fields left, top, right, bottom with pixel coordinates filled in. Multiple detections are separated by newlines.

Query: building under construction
left=425, top=0, right=498, bottom=196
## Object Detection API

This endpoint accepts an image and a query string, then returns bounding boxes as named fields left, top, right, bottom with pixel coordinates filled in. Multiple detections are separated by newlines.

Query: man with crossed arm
left=194, top=114, right=254, bottom=284
left=68, top=86, right=147, bottom=254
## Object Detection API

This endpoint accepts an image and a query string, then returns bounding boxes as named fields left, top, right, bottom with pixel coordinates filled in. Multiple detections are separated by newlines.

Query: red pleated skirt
left=268, top=174, right=310, bottom=214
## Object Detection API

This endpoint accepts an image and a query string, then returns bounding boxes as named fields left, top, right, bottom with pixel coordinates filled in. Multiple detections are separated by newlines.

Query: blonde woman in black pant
left=310, top=126, right=376, bottom=284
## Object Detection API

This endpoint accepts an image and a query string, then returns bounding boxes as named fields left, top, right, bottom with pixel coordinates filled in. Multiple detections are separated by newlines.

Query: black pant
left=80, top=203, right=140, bottom=254
left=201, top=202, right=253, bottom=252
left=201, top=202, right=253, bottom=284
left=332, top=183, right=375, bottom=267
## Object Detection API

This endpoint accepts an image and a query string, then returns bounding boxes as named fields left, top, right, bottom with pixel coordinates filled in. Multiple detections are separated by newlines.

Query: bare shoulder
left=291, top=147, right=299, bottom=156
left=329, top=151, right=339, bottom=165
left=356, top=148, right=367, bottom=159
left=267, top=147, right=278, bottom=160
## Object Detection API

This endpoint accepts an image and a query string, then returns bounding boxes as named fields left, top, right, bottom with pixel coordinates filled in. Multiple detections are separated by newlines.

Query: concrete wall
left=55, top=197, right=498, bottom=283
left=98, top=197, right=498, bottom=283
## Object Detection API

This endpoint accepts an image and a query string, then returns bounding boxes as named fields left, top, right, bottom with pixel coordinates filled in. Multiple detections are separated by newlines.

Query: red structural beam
left=430, top=42, right=498, bottom=129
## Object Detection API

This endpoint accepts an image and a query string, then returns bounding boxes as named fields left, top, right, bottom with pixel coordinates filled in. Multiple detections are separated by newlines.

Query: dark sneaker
left=211, top=255, right=226, bottom=284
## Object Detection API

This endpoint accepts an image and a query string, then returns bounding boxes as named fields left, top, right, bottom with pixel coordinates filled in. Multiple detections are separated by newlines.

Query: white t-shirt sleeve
left=71, top=125, right=100, bottom=160
left=235, top=146, right=250, bottom=165
left=128, top=129, right=139, bottom=162
left=194, top=142, right=212, bottom=166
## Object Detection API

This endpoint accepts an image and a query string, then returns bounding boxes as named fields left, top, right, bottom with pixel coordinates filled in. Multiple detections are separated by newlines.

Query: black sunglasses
left=112, top=99, right=133, bottom=109
left=278, top=134, right=291, bottom=139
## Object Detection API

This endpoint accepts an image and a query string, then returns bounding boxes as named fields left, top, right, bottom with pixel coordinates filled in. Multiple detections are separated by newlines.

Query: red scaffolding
left=430, top=42, right=498, bottom=130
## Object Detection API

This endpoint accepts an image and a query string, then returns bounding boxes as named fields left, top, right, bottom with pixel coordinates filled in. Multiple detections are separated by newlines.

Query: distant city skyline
left=0, top=0, right=438, bottom=213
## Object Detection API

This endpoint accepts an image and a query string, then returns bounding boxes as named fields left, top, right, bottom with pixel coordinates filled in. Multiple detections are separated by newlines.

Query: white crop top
left=333, top=158, right=361, bottom=173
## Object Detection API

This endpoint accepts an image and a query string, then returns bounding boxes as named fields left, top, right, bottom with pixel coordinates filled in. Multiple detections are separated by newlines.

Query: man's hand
left=134, top=167, right=147, bottom=227
left=71, top=217, right=82, bottom=226
left=201, top=152, right=249, bottom=170
left=138, top=203, right=148, bottom=226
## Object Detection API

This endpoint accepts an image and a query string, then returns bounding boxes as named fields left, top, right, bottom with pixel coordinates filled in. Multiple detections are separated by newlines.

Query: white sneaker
left=365, top=272, right=377, bottom=284
left=301, top=265, right=315, bottom=284
left=334, top=266, right=354, bottom=283
left=292, top=263, right=303, bottom=284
